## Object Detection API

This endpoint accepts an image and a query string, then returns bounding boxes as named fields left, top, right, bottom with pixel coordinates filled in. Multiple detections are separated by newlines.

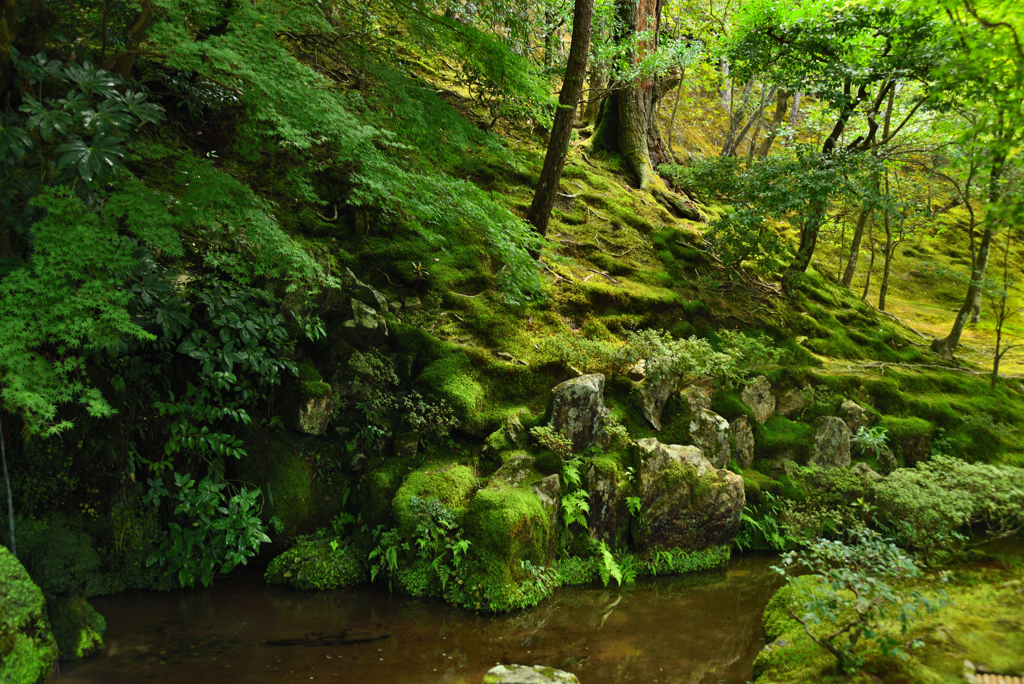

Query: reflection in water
left=53, top=554, right=783, bottom=684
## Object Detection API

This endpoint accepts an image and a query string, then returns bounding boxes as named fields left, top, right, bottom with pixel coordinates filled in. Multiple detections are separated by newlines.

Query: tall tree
left=527, top=0, right=595, bottom=238
left=727, top=0, right=940, bottom=293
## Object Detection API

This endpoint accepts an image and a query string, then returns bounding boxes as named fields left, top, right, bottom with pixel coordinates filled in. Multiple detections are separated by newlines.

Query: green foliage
left=851, top=425, right=889, bottom=459
left=143, top=473, right=275, bottom=588
left=561, top=490, right=590, bottom=531
left=872, top=456, right=1024, bottom=563
left=597, top=540, right=623, bottom=588
left=659, top=156, right=744, bottom=203
left=772, top=530, right=946, bottom=675
left=0, top=545, right=57, bottom=684
left=45, top=596, right=106, bottom=660
left=529, top=425, right=574, bottom=461
left=265, top=537, right=366, bottom=591
left=735, top=491, right=800, bottom=552
left=619, top=328, right=780, bottom=388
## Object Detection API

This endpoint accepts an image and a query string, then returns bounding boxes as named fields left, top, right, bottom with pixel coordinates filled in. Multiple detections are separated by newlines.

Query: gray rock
left=810, top=416, right=852, bottom=469
left=681, top=383, right=713, bottom=413
left=775, top=389, right=806, bottom=418
left=625, top=359, right=647, bottom=381
left=839, top=399, right=873, bottom=433
left=292, top=395, right=333, bottom=435
left=731, top=416, right=755, bottom=470
left=634, top=371, right=681, bottom=431
left=690, top=409, right=731, bottom=469
left=530, top=474, right=561, bottom=537
left=769, top=450, right=795, bottom=478
left=586, top=465, right=629, bottom=547
left=850, top=461, right=883, bottom=483
left=344, top=267, right=388, bottom=311
left=741, top=375, right=776, bottom=424
left=633, top=438, right=745, bottom=551
left=345, top=298, right=388, bottom=340
left=483, top=664, right=580, bottom=684
left=388, top=300, right=403, bottom=312
left=493, top=454, right=536, bottom=486
left=404, top=296, right=423, bottom=310
left=548, top=374, right=608, bottom=454
left=496, top=351, right=515, bottom=362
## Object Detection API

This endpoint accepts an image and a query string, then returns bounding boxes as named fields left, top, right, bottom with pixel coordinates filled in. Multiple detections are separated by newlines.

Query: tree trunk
left=861, top=216, right=876, bottom=301
left=879, top=202, right=893, bottom=311
left=756, top=90, right=790, bottom=158
left=527, top=0, right=594, bottom=239
left=840, top=207, right=872, bottom=288
left=667, top=70, right=684, bottom=158
left=789, top=90, right=801, bottom=124
left=931, top=150, right=1006, bottom=360
left=720, top=59, right=730, bottom=109
left=720, top=78, right=755, bottom=157
left=101, top=0, right=152, bottom=79
left=581, top=30, right=607, bottom=127
left=592, top=0, right=668, bottom=190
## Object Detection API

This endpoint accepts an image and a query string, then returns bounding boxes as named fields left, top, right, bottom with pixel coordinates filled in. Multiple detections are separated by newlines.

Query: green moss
left=755, top=416, right=815, bottom=463
left=265, top=538, right=367, bottom=590
left=296, top=358, right=322, bottom=382
left=450, top=481, right=556, bottom=612
left=555, top=556, right=601, bottom=586
left=0, top=546, right=57, bottom=684
left=634, top=545, right=731, bottom=577
left=45, top=596, right=105, bottom=660
left=391, top=463, right=477, bottom=539
left=740, top=469, right=782, bottom=505
left=711, top=392, right=755, bottom=422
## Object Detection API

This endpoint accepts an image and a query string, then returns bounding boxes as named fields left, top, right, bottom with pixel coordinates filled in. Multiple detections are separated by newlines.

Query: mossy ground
left=754, top=550, right=1024, bottom=683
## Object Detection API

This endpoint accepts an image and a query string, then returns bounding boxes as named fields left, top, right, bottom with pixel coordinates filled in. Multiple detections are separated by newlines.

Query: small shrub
left=772, top=530, right=946, bottom=675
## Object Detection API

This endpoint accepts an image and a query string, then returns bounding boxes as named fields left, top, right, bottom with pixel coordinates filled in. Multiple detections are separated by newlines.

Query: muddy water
left=52, top=554, right=783, bottom=684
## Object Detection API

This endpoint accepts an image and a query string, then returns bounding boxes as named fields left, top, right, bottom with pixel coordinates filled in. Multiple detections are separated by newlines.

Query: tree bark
left=840, top=207, right=872, bottom=289
left=527, top=0, right=594, bottom=239
left=861, top=215, right=876, bottom=301
left=931, top=149, right=1006, bottom=360
left=581, top=27, right=607, bottom=127
left=789, top=90, right=801, bottom=124
left=756, top=90, right=790, bottom=158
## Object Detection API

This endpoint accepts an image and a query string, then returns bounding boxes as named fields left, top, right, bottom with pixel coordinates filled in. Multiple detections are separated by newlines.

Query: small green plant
left=143, top=473, right=277, bottom=588
left=561, top=490, right=590, bottom=531
left=368, top=526, right=403, bottom=588
left=530, top=425, right=574, bottom=461
left=851, top=425, right=889, bottom=459
left=772, top=529, right=946, bottom=675
left=735, top=491, right=799, bottom=552
left=625, top=496, right=642, bottom=518
left=598, top=541, right=623, bottom=588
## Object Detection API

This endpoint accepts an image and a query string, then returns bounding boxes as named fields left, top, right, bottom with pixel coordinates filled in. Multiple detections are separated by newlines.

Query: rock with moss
left=632, top=438, right=745, bottom=552
left=689, top=409, right=731, bottom=468
left=45, top=596, right=105, bottom=660
left=344, top=267, right=388, bottom=311
left=0, top=546, right=58, bottom=683
left=548, top=374, right=608, bottom=453
left=454, top=480, right=556, bottom=612
left=774, top=388, right=806, bottom=418
left=741, top=375, right=775, bottom=424
left=483, top=413, right=528, bottom=459
left=731, top=416, right=755, bottom=469
left=810, top=416, right=852, bottom=469
left=586, top=461, right=630, bottom=548
left=265, top=538, right=367, bottom=590
left=492, top=454, right=536, bottom=486
left=634, top=371, right=681, bottom=431
left=483, top=664, right=580, bottom=683
left=392, top=463, right=477, bottom=539
left=839, top=399, right=872, bottom=433
left=344, top=298, right=388, bottom=345
left=286, top=360, right=335, bottom=435
left=530, top=475, right=561, bottom=542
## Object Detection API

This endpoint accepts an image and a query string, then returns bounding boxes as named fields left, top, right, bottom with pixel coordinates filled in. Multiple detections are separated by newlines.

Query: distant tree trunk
left=720, top=59, right=730, bottom=109
left=667, top=70, right=684, bottom=158
left=581, top=26, right=607, bottom=127
left=101, top=0, right=152, bottom=79
left=527, top=0, right=594, bottom=239
left=789, top=90, right=801, bottom=124
left=720, top=78, right=755, bottom=157
left=840, top=207, right=871, bottom=289
left=879, top=186, right=893, bottom=311
left=931, top=149, right=1006, bottom=360
left=756, top=90, right=790, bottom=158
left=861, top=215, right=876, bottom=301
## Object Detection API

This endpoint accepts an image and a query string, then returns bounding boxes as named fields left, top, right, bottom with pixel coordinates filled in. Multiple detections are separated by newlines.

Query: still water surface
left=53, top=554, right=783, bottom=684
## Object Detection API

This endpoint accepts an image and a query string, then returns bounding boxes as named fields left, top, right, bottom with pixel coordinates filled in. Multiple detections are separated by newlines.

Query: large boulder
left=548, top=374, right=608, bottom=453
left=483, top=664, right=580, bottom=683
left=839, top=399, right=873, bottom=434
left=689, top=409, right=731, bottom=469
left=634, top=372, right=680, bottom=431
left=731, top=416, right=755, bottom=470
left=810, top=416, right=852, bottom=469
left=741, top=375, right=776, bottom=424
left=1, top=546, right=57, bottom=683
left=632, top=439, right=745, bottom=552
left=492, top=454, right=536, bottom=487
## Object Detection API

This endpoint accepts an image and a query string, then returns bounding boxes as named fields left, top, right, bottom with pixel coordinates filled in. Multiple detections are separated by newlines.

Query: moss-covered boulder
left=45, top=596, right=105, bottom=660
left=741, top=375, right=776, bottom=424
left=265, top=538, right=367, bottom=590
left=632, top=438, right=744, bottom=553
left=0, top=546, right=57, bottom=683
left=285, top=359, right=335, bottom=435
left=392, top=462, right=477, bottom=539
left=809, top=416, right=852, bottom=469
left=453, top=480, right=556, bottom=612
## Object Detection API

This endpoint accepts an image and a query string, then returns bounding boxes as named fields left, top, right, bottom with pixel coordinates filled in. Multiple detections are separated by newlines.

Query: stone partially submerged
left=483, top=664, right=580, bottom=684
left=632, top=438, right=745, bottom=552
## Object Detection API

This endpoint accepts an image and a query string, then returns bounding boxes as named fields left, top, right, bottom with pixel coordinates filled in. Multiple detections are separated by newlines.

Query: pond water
left=52, top=554, right=784, bottom=684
